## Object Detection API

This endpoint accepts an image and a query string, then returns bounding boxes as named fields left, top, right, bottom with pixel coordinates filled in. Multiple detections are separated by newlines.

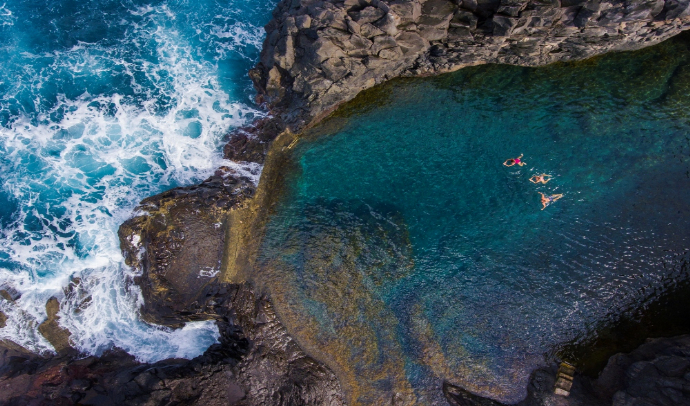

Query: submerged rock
left=8, top=0, right=690, bottom=403
left=254, top=199, right=419, bottom=405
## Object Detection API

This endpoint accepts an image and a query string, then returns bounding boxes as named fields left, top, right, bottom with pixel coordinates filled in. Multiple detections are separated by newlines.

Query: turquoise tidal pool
left=255, top=33, right=690, bottom=404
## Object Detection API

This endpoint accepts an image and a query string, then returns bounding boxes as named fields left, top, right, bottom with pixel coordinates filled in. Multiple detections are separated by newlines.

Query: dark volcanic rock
left=12, top=0, right=687, bottom=403
left=444, top=365, right=606, bottom=406
left=442, top=335, right=690, bottom=406
left=0, top=283, right=343, bottom=406
left=108, top=161, right=344, bottom=406
left=118, top=167, right=256, bottom=327
left=223, top=117, right=286, bottom=163
left=595, top=335, right=690, bottom=406
left=246, top=0, right=690, bottom=136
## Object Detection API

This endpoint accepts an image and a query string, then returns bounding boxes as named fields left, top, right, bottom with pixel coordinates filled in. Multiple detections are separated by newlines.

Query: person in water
left=539, top=192, right=563, bottom=210
left=530, top=173, right=552, bottom=184
left=503, top=154, right=525, bottom=167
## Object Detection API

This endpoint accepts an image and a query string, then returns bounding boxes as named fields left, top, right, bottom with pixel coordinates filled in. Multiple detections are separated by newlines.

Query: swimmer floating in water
left=530, top=173, right=553, bottom=184
left=539, top=192, right=563, bottom=210
left=503, top=154, right=525, bottom=167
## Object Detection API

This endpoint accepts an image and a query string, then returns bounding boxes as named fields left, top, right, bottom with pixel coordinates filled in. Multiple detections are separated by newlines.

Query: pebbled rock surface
left=247, top=0, right=690, bottom=135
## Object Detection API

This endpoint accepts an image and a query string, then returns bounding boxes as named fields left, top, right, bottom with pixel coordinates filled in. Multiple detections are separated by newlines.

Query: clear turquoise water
left=257, top=33, right=690, bottom=404
left=0, top=0, right=275, bottom=360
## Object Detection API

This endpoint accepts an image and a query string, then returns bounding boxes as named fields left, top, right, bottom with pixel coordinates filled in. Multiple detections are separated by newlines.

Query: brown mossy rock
left=37, top=297, right=73, bottom=354
left=223, top=117, right=285, bottom=164
left=118, top=167, right=256, bottom=327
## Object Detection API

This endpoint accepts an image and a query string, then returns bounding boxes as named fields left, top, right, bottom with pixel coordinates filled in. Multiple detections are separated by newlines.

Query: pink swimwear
left=515, top=158, right=521, bottom=164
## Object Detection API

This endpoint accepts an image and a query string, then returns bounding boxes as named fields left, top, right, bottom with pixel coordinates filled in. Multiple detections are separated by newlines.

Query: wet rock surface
left=595, top=335, right=690, bottom=406
left=37, top=297, right=72, bottom=355
left=118, top=167, right=256, bottom=327
left=443, top=335, right=690, bottom=406
left=444, top=365, right=606, bottom=406
left=1, top=156, right=343, bottom=406
left=7, top=332, right=689, bottom=405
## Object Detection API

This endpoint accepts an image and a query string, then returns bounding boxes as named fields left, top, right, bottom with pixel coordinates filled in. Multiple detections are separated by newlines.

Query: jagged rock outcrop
left=108, top=164, right=345, bottom=405
left=6, top=0, right=690, bottom=404
left=248, top=0, right=690, bottom=134
left=442, top=335, right=690, bottom=406
left=0, top=282, right=344, bottom=406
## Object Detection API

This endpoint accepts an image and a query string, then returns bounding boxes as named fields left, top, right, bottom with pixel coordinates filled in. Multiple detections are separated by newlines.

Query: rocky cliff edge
left=246, top=0, right=690, bottom=136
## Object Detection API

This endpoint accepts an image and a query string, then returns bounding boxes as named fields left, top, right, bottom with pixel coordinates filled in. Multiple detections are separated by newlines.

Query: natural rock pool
left=252, top=32, right=690, bottom=404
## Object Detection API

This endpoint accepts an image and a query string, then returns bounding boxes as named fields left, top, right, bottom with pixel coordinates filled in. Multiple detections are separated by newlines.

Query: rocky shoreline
left=0, top=281, right=344, bottom=406
left=239, top=0, right=690, bottom=153
left=3, top=0, right=690, bottom=404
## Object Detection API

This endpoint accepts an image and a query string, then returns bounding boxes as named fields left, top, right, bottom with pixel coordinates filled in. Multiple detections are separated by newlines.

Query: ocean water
left=256, top=33, right=690, bottom=404
left=0, top=0, right=275, bottom=361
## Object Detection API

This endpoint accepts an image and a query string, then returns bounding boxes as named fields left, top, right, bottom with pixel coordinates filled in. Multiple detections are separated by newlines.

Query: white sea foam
left=0, top=3, right=265, bottom=361
left=198, top=267, right=220, bottom=278
left=0, top=3, right=13, bottom=26
left=209, top=22, right=265, bottom=60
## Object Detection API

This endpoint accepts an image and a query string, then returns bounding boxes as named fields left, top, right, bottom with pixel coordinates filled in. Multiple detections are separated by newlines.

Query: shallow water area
left=256, top=33, right=690, bottom=404
left=0, top=0, right=275, bottom=361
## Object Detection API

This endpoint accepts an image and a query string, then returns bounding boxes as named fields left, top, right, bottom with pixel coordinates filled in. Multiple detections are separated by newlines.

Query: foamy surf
left=0, top=1, right=273, bottom=362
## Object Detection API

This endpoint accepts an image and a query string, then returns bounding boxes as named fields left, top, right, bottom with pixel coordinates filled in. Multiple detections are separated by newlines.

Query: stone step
left=554, top=361, right=576, bottom=396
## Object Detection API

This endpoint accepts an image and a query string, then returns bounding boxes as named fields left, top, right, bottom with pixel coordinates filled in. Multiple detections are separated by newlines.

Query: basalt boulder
left=118, top=167, right=256, bottom=327
left=595, top=335, right=690, bottom=405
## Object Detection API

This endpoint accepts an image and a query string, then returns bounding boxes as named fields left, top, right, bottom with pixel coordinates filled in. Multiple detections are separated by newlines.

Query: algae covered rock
left=118, top=167, right=255, bottom=327
left=37, top=297, right=73, bottom=355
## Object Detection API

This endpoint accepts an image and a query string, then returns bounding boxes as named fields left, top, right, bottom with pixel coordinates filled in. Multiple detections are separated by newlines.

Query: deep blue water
left=0, top=0, right=275, bottom=361
left=256, top=33, right=690, bottom=404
